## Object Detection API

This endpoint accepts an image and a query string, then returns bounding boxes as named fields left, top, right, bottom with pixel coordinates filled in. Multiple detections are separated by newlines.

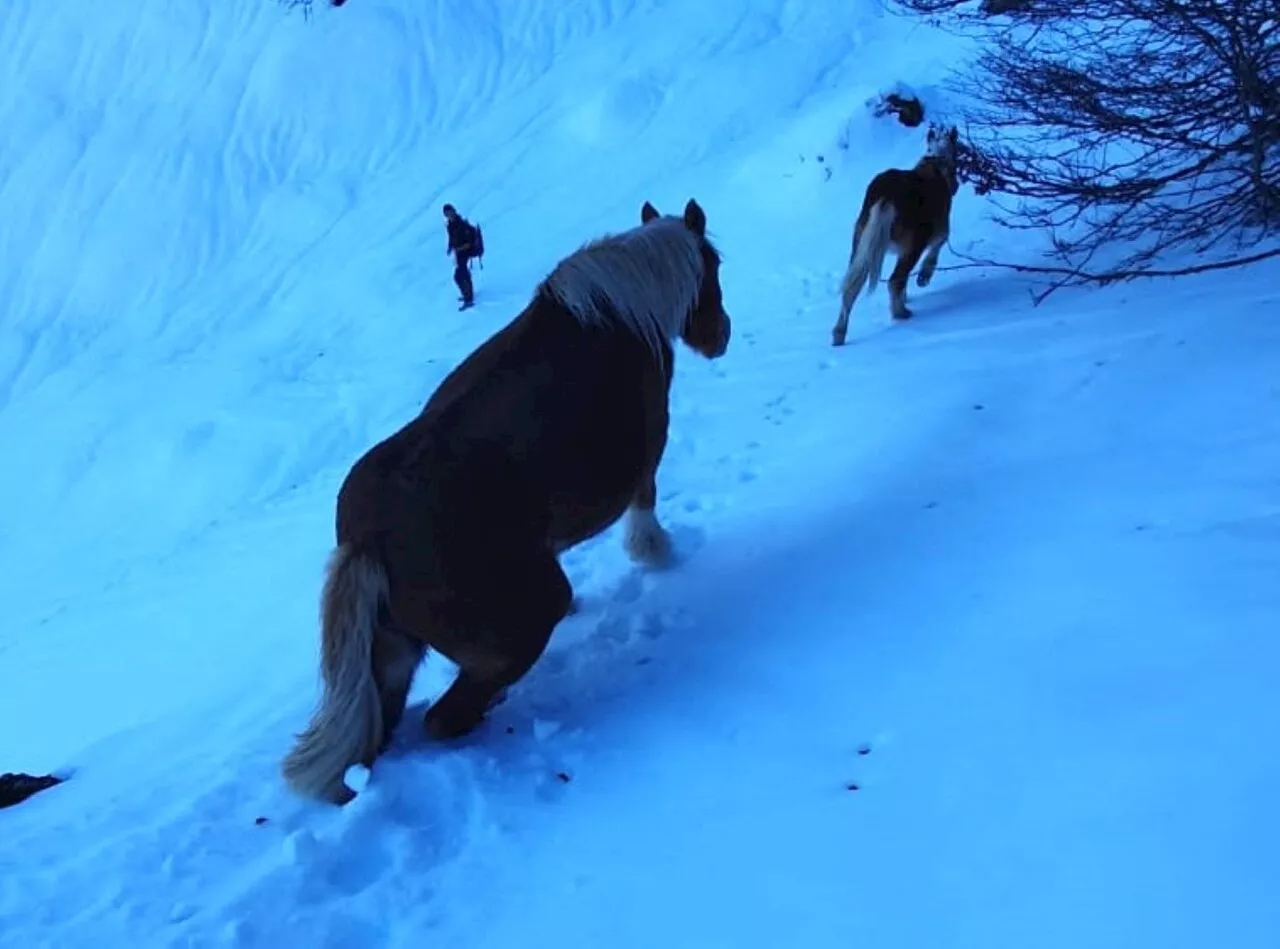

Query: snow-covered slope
left=2, top=0, right=1277, bottom=946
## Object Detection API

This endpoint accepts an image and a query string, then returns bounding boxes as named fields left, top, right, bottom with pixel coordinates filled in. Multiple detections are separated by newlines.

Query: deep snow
left=1, top=0, right=1278, bottom=946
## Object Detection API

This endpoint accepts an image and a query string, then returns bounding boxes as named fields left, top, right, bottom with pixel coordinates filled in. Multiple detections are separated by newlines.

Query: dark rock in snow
left=0, top=772, right=64, bottom=809
left=873, top=92, right=925, bottom=128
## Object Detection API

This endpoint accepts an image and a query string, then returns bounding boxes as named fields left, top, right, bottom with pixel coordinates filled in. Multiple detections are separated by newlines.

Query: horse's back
left=422, top=298, right=664, bottom=465
left=336, top=295, right=668, bottom=567
left=862, top=166, right=952, bottom=233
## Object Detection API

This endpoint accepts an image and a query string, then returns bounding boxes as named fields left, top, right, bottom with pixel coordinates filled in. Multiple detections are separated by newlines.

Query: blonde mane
left=539, top=217, right=708, bottom=357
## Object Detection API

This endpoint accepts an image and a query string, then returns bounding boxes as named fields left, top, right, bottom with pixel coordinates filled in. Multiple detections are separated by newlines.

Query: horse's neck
left=916, top=158, right=955, bottom=191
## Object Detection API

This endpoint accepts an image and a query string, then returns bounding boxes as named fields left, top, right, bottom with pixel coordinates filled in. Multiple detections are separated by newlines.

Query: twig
left=937, top=243, right=1280, bottom=306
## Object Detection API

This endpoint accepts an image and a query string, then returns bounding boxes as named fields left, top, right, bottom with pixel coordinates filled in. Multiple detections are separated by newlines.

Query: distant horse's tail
left=281, top=544, right=389, bottom=805
left=832, top=199, right=898, bottom=345
left=841, top=199, right=896, bottom=300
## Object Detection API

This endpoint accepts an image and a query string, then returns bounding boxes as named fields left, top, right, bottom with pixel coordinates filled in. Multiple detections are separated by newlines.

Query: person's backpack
left=472, top=222, right=485, bottom=269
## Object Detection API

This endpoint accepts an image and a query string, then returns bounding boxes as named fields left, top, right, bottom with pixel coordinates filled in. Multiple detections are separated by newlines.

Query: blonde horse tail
left=281, top=544, right=389, bottom=805
left=845, top=199, right=896, bottom=297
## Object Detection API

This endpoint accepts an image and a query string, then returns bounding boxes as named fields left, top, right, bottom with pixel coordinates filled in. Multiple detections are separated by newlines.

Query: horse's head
left=923, top=123, right=961, bottom=197
left=641, top=199, right=731, bottom=359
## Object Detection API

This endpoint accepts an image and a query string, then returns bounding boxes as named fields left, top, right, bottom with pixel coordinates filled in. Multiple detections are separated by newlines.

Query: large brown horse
left=830, top=124, right=959, bottom=346
left=282, top=199, right=732, bottom=805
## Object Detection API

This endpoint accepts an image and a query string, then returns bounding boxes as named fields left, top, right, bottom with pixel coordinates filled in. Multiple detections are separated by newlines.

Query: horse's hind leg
left=888, top=239, right=927, bottom=320
left=831, top=224, right=866, bottom=347
left=371, top=619, right=426, bottom=751
left=916, top=232, right=947, bottom=288
left=831, top=274, right=866, bottom=347
left=420, top=549, right=573, bottom=740
left=624, top=471, right=673, bottom=568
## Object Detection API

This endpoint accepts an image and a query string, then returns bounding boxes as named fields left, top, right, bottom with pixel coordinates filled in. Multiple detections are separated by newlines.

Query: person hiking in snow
left=443, top=203, right=482, bottom=310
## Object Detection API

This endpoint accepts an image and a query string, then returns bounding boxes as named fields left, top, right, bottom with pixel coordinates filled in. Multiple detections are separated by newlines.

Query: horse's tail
left=281, top=544, right=389, bottom=805
left=842, top=199, right=896, bottom=298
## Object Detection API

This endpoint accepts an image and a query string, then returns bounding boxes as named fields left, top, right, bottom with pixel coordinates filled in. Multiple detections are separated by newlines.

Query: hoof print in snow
left=0, top=772, right=64, bottom=809
left=871, top=92, right=925, bottom=128
left=973, top=403, right=985, bottom=411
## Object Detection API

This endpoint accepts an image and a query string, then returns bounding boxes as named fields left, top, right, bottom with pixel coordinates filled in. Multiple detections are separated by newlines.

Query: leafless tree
left=891, top=0, right=1280, bottom=300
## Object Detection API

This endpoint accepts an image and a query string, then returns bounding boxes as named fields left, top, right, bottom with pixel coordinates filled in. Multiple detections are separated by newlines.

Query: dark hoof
left=892, top=308, right=913, bottom=321
left=831, top=331, right=847, bottom=347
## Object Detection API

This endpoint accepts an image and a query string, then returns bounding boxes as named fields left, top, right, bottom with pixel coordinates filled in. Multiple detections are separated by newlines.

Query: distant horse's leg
left=888, top=238, right=927, bottom=320
left=420, top=549, right=573, bottom=740
left=624, top=470, right=673, bottom=568
left=916, top=232, right=948, bottom=288
left=831, top=223, right=866, bottom=347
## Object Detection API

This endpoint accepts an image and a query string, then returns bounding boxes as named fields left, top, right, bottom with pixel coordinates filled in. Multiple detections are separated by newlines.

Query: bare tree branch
left=891, top=0, right=1280, bottom=293
left=937, top=242, right=1280, bottom=305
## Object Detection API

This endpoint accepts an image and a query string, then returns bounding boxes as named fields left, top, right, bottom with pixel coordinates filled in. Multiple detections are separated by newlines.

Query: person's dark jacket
left=447, top=217, right=479, bottom=259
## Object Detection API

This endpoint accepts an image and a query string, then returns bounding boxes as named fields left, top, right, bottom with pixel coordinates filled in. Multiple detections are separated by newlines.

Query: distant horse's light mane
left=539, top=217, right=708, bottom=357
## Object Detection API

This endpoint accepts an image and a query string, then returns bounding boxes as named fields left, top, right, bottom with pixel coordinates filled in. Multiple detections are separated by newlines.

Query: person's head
left=442, top=204, right=458, bottom=222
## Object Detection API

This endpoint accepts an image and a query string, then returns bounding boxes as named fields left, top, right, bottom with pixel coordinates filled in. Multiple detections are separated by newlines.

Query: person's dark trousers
left=454, top=253, right=474, bottom=304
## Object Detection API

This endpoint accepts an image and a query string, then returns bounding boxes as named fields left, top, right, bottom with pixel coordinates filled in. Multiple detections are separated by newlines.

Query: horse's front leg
left=623, top=469, right=673, bottom=568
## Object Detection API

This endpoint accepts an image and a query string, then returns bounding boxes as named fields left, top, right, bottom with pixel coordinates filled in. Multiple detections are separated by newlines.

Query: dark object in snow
left=0, top=772, right=64, bottom=809
left=255, top=816, right=270, bottom=826
left=845, top=782, right=861, bottom=792
left=981, top=0, right=1034, bottom=14
left=857, top=744, right=872, bottom=756
left=831, top=123, right=960, bottom=345
left=279, top=199, right=733, bottom=806
left=873, top=92, right=925, bottom=128
left=555, top=771, right=572, bottom=784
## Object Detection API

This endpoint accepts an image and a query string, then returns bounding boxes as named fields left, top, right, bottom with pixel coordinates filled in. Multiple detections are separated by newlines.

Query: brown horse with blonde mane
left=282, top=199, right=732, bottom=805
left=831, top=123, right=959, bottom=345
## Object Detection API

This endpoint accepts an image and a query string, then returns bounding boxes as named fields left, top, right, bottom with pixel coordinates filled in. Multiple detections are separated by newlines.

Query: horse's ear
left=641, top=201, right=660, bottom=224
left=683, top=199, right=706, bottom=236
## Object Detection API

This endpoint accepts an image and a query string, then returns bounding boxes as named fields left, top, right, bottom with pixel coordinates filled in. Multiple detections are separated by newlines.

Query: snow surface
left=2, top=0, right=1279, bottom=945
